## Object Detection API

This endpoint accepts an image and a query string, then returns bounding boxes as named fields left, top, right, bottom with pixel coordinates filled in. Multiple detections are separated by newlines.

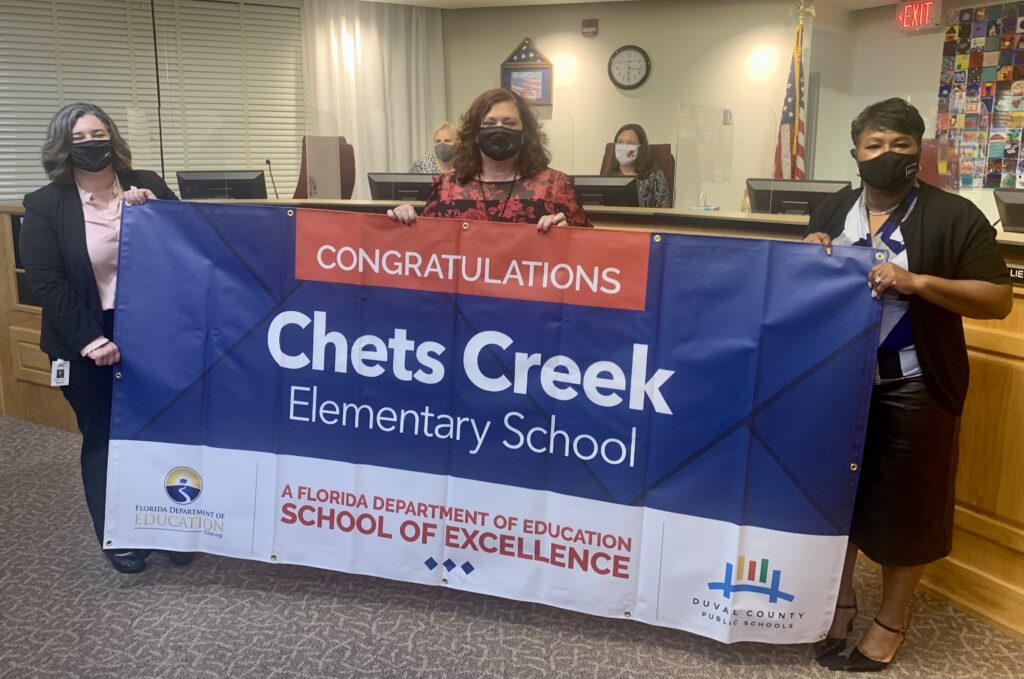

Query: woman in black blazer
left=805, top=98, right=1011, bottom=672
left=19, top=102, right=189, bottom=574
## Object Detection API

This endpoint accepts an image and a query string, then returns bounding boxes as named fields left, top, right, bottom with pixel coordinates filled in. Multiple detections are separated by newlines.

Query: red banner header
left=294, top=209, right=650, bottom=311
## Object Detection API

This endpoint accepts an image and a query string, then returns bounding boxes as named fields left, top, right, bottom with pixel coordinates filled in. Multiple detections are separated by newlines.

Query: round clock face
left=608, top=45, right=651, bottom=90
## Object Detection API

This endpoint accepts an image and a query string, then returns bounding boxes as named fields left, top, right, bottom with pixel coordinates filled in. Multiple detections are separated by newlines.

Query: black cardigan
left=19, top=169, right=177, bottom=361
left=806, top=182, right=1010, bottom=415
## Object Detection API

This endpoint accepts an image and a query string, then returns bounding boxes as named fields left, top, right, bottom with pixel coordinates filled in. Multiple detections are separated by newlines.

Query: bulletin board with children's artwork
left=939, top=3, right=1024, bottom=189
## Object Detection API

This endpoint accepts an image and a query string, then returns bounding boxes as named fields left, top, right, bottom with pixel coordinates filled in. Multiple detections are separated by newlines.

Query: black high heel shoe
left=840, top=617, right=907, bottom=672
left=814, top=597, right=858, bottom=659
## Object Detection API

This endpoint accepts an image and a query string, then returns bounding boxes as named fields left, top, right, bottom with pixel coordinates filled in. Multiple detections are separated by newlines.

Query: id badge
left=51, top=359, right=70, bottom=387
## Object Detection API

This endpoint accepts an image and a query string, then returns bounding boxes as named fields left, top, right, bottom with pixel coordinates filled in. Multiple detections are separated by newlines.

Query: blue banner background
left=113, top=202, right=881, bottom=538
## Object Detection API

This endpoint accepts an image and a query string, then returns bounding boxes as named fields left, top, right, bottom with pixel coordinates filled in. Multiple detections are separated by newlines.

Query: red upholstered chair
left=918, top=137, right=941, bottom=188
left=293, top=135, right=356, bottom=199
left=600, top=143, right=676, bottom=207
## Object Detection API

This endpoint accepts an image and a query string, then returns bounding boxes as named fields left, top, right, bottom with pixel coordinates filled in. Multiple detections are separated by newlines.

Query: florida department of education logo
left=707, top=555, right=794, bottom=603
left=164, top=467, right=203, bottom=505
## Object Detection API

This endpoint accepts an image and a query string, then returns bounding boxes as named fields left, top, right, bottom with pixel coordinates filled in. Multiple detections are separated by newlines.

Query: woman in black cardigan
left=19, top=102, right=189, bottom=574
left=805, top=98, right=1011, bottom=671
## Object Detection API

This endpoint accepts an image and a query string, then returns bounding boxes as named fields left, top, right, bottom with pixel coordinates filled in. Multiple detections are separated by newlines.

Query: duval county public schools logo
left=164, top=467, right=203, bottom=505
left=707, top=555, right=794, bottom=604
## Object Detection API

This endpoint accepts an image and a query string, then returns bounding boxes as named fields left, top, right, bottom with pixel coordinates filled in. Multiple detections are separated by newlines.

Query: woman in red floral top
left=388, top=88, right=590, bottom=231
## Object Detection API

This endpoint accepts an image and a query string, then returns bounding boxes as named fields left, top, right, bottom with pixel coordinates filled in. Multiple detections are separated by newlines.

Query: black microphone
left=265, top=159, right=279, bottom=199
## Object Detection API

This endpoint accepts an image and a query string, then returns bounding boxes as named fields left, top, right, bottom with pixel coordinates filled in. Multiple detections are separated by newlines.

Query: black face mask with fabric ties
left=857, top=151, right=919, bottom=191
left=477, top=126, right=523, bottom=161
left=70, top=139, right=114, bottom=172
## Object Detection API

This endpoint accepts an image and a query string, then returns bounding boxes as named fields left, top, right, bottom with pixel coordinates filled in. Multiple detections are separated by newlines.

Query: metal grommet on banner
left=624, top=610, right=632, bottom=618
left=462, top=222, right=470, bottom=230
left=271, top=554, right=278, bottom=562
left=441, top=577, right=449, bottom=585
left=287, top=209, right=295, bottom=217
left=874, top=252, right=884, bottom=261
left=850, top=463, right=859, bottom=472
left=114, top=371, right=122, bottom=380
left=105, top=539, right=112, bottom=547
left=653, top=235, right=662, bottom=243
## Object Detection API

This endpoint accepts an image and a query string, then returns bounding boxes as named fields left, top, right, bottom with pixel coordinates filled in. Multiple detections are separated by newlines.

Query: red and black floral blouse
left=422, top=168, right=591, bottom=227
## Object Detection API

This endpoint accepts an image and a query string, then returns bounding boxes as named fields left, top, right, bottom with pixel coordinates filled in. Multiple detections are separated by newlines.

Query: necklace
left=864, top=187, right=908, bottom=217
left=867, top=205, right=897, bottom=217
left=77, top=176, right=122, bottom=222
left=477, top=169, right=519, bottom=222
left=497, top=168, right=519, bottom=222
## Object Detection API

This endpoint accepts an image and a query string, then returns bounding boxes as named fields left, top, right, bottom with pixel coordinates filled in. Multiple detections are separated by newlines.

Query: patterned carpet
left=1, top=415, right=1022, bottom=679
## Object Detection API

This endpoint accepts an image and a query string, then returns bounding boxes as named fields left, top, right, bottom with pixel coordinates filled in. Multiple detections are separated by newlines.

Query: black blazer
left=807, top=181, right=1010, bottom=415
left=19, top=169, right=177, bottom=361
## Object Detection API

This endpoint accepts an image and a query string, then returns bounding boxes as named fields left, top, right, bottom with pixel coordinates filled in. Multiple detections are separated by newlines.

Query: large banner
left=106, top=202, right=881, bottom=644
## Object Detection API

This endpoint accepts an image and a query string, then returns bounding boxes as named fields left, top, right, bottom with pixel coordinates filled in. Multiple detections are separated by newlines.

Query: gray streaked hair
left=41, top=102, right=132, bottom=183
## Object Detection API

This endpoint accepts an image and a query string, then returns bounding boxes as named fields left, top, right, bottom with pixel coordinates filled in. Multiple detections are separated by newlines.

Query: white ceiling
left=363, top=0, right=893, bottom=11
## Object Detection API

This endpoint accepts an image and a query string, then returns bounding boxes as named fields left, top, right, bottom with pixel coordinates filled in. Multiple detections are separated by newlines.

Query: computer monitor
left=176, top=170, right=267, bottom=199
left=367, top=173, right=436, bottom=201
left=571, top=176, right=639, bottom=207
left=746, top=178, right=851, bottom=216
left=994, top=188, right=1024, bottom=233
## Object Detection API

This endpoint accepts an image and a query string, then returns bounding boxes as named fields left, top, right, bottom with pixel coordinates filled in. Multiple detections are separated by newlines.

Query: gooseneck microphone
left=265, top=159, right=279, bottom=199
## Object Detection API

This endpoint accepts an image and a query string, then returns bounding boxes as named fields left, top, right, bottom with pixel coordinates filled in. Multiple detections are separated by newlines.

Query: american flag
left=509, top=38, right=544, bottom=64
left=774, top=21, right=806, bottom=179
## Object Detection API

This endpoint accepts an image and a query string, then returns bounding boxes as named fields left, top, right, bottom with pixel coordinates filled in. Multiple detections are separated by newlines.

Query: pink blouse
left=78, top=184, right=121, bottom=355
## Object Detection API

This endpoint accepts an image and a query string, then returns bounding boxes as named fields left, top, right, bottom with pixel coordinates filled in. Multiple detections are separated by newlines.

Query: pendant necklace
left=78, top=175, right=122, bottom=221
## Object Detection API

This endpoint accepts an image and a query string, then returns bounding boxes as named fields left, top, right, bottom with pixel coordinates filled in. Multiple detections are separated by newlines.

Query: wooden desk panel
left=923, top=268, right=1024, bottom=639
left=0, top=207, right=77, bottom=431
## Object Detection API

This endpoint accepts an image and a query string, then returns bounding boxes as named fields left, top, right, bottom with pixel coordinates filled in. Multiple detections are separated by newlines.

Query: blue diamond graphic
left=443, top=558, right=457, bottom=571
left=461, top=561, right=474, bottom=574
left=424, top=557, right=438, bottom=570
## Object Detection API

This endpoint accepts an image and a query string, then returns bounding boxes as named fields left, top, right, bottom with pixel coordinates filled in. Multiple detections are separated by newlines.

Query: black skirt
left=850, top=377, right=960, bottom=567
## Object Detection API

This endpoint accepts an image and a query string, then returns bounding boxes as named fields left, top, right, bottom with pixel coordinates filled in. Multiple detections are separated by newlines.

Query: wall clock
left=608, top=45, right=651, bottom=90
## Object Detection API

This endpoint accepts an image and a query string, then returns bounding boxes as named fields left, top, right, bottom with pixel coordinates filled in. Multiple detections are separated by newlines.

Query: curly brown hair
left=453, top=88, right=550, bottom=184
left=41, top=102, right=133, bottom=183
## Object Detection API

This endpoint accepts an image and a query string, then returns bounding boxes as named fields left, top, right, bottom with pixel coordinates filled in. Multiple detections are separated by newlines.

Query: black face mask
left=477, top=126, right=523, bottom=161
left=857, top=151, right=919, bottom=191
left=71, top=139, right=113, bottom=172
left=434, top=142, right=455, bottom=164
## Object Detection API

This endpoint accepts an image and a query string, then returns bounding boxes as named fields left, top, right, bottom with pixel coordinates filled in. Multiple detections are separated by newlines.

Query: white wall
left=441, top=0, right=796, bottom=211
left=808, top=21, right=856, bottom=182
left=812, top=1, right=1001, bottom=221
left=812, top=4, right=942, bottom=185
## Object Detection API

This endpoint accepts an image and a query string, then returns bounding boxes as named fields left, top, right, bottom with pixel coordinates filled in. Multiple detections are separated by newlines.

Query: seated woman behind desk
left=388, top=88, right=589, bottom=231
left=409, top=121, right=455, bottom=174
left=604, top=123, right=669, bottom=208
